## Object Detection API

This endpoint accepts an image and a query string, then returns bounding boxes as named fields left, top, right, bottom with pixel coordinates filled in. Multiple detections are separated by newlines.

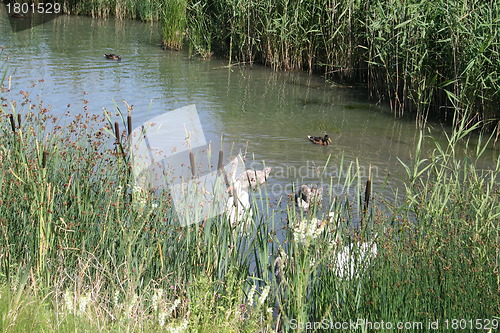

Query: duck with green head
left=307, top=134, right=332, bottom=145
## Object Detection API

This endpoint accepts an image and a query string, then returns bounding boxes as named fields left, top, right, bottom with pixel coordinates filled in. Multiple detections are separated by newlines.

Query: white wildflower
left=159, top=309, right=167, bottom=327
left=159, top=299, right=182, bottom=328
left=293, top=217, right=325, bottom=245
left=247, top=284, right=256, bottom=307
left=169, top=298, right=181, bottom=315
left=78, top=292, right=91, bottom=314
left=126, top=294, right=138, bottom=318
left=310, top=257, right=316, bottom=268
left=167, top=319, right=189, bottom=333
left=113, top=290, right=120, bottom=307
left=152, top=288, right=164, bottom=312
left=64, top=289, right=74, bottom=313
left=258, top=285, right=270, bottom=306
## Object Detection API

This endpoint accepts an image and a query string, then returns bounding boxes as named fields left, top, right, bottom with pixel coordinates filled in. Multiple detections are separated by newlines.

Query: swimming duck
left=295, top=185, right=323, bottom=211
left=104, top=53, right=121, bottom=60
left=307, top=134, right=332, bottom=145
left=237, top=167, right=271, bottom=190
left=11, top=13, right=28, bottom=18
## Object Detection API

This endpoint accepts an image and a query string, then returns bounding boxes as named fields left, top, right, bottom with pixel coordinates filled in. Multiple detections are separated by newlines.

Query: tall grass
left=0, top=65, right=498, bottom=329
left=160, top=0, right=187, bottom=50
left=61, top=0, right=162, bottom=20
left=365, top=0, right=500, bottom=127
left=157, top=0, right=498, bottom=129
left=55, top=0, right=499, bottom=128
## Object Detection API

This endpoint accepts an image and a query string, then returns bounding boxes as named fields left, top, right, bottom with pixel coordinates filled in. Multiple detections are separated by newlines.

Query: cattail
left=42, top=151, right=48, bottom=169
left=127, top=115, right=132, bottom=137
left=217, top=150, right=223, bottom=173
left=364, top=165, right=372, bottom=213
left=8, top=114, right=15, bottom=133
left=189, top=151, right=196, bottom=177
left=114, top=122, right=120, bottom=145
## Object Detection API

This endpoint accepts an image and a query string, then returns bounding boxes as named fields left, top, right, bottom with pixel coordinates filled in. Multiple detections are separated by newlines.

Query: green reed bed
left=164, top=0, right=499, bottom=128
left=0, top=86, right=499, bottom=330
left=60, top=0, right=499, bottom=129
left=61, top=0, right=162, bottom=20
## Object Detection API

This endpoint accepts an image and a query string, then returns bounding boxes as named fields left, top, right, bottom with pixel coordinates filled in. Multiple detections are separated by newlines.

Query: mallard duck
left=237, top=167, right=271, bottom=189
left=295, top=185, right=323, bottom=211
left=104, top=53, right=121, bottom=60
left=307, top=134, right=332, bottom=145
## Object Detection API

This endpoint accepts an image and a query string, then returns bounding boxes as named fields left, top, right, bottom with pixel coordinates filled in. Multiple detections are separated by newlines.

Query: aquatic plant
left=160, top=0, right=188, bottom=50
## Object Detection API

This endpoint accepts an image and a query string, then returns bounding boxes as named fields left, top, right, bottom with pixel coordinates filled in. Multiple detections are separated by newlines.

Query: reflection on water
left=1, top=8, right=496, bottom=221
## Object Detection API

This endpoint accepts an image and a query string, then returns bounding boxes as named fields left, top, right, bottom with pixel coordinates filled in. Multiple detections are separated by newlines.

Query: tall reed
left=54, top=0, right=500, bottom=130
left=61, top=0, right=162, bottom=20
left=160, top=0, right=187, bottom=50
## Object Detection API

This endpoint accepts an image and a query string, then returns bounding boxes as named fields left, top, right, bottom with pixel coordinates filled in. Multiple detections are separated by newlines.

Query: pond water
left=1, top=9, right=497, bottom=221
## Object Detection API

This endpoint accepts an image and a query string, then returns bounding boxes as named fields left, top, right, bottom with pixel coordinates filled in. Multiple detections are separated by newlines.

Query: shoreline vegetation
left=1, top=4, right=499, bottom=332
left=57, top=0, right=500, bottom=132
left=0, top=66, right=499, bottom=330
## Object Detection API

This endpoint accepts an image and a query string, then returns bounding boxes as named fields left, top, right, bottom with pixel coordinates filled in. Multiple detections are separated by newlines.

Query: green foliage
left=160, top=0, right=188, bottom=50
left=61, top=0, right=161, bottom=20
left=174, top=0, right=499, bottom=126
